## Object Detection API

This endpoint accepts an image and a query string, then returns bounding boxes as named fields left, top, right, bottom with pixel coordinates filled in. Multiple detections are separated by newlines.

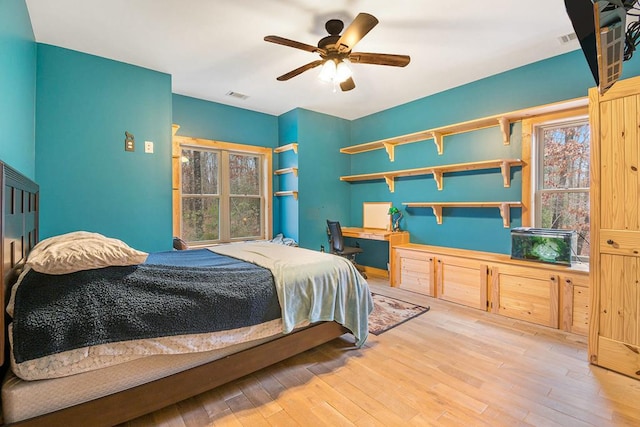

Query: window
left=172, top=136, right=272, bottom=245
left=523, top=110, right=590, bottom=261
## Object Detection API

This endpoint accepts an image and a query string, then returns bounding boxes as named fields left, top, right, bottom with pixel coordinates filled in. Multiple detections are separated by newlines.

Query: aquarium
left=510, top=228, right=577, bottom=266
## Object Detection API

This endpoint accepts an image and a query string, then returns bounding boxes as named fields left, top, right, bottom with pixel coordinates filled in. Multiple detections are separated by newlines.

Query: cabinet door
left=437, top=256, right=487, bottom=310
left=394, top=248, right=436, bottom=296
left=595, top=254, right=640, bottom=380
left=491, top=264, right=559, bottom=328
left=561, top=274, right=590, bottom=336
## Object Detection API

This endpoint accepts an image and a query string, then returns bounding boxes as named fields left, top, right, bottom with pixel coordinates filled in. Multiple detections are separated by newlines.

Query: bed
left=0, top=161, right=372, bottom=426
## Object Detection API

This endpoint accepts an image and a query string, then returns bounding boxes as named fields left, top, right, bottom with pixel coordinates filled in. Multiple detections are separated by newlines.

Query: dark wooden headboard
left=0, top=162, right=39, bottom=367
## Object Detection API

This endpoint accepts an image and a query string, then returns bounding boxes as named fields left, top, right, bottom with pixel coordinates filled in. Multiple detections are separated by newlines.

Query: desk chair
left=326, top=220, right=367, bottom=279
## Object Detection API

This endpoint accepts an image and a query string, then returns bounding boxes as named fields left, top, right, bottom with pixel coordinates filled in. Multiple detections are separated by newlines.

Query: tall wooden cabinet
left=589, top=76, right=640, bottom=380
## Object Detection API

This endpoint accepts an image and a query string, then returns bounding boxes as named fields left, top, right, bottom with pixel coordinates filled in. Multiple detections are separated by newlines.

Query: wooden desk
left=341, top=227, right=410, bottom=279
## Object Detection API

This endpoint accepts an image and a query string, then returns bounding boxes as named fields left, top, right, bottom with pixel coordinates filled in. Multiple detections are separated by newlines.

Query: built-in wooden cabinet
left=438, top=255, right=488, bottom=311
left=589, top=76, right=640, bottom=380
left=562, top=273, right=590, bottom=336
left=391, top=243, right=589, bottom=334
left=394, top=247, right=436, bottom=296
left=490, top=264, right=559, bottom=328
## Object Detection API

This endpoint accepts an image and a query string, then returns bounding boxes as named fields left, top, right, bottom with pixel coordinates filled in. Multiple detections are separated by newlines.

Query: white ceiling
left=24, top=0, right=581, bottom=120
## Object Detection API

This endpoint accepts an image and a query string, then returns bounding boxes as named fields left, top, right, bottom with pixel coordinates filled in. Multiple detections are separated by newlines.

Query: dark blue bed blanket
left=12, top=249, right=280, bottom=363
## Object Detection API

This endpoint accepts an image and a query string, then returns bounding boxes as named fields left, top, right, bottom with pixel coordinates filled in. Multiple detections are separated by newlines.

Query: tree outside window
left=535, top=118, right=590, bottom=259
left=181, top=148, right=220, bottom=242
left=174, top=140, right=270, bottom=245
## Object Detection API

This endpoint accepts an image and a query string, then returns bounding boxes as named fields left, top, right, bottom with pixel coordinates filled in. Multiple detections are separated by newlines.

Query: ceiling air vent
left=559, top=32, right=578, bottom=45
left=226, top=91, right=249, bottom=100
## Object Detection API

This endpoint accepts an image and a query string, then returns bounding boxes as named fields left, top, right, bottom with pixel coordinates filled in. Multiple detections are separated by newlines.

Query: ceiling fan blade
left=349, top=52, right=411, bottom=67
left=276, top=60, right=324, bottom=81
left=340, top=77, right=356, bottom=92
left=336, top=13, right=378, bottom=53
left=264, top=35, right=326, bottom=55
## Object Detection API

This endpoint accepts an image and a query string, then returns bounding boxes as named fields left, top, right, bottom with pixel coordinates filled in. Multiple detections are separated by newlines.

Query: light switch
left=144, top=141, right=154, bottom=154
left=125, top=131, right=135, bottom=152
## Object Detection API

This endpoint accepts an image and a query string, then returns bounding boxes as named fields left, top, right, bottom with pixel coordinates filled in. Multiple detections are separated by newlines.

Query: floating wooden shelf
left=274, top=191, right=298, bottom=200
left=402, top=201, right=522, bottom=228
left=340, top=159, right=522, bottom=193
left=274, top=167, right=298, bottom=177
left=274, top=143, right=298, bottom=154
left=340, top=98, right=587, bottom=160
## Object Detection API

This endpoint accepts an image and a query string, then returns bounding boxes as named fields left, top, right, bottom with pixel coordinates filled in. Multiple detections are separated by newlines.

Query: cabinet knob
left=607, top=239, right=614, bottom=245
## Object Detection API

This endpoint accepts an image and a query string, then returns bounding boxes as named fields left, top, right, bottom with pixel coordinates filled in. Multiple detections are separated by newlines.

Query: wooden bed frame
left=0, top=161, right=350, bottom=426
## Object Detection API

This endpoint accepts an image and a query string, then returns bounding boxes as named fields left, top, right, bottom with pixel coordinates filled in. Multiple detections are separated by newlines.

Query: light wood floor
left=121, top=277, right=640, bottom=426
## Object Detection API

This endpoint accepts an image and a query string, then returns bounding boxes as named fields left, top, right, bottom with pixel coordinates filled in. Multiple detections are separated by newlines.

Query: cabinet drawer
left=600, top=230, right=640, bottom=257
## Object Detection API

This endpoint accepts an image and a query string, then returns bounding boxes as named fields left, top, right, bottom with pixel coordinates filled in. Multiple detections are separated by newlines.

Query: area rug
left=369, top=293, right=430, bottom=335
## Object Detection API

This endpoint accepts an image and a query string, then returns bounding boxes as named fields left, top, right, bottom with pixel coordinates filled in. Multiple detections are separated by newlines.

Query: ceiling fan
left=264, top=13, right=411, bottom=92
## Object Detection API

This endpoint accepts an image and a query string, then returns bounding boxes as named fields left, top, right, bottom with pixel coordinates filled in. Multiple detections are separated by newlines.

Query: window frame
left=172, top=133, right=272, bottom=246
left=533, top=117, right=590, bottom=230
left=521, top=106, right=590, bottom=262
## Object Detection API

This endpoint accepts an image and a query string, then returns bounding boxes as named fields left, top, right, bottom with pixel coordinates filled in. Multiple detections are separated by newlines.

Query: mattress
left=2, top=319, right=287, bottom=423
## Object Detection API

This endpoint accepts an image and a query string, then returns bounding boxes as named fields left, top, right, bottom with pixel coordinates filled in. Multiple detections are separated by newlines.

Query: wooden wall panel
left=624, top=97, right=639, bottom=231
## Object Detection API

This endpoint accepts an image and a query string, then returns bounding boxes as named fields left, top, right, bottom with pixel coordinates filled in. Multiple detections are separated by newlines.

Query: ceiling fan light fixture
left=318, top=59, right=337, bottom=82
left=319, top=59, right=352, bottom=84
left=336, top=59, right=352, bottom=83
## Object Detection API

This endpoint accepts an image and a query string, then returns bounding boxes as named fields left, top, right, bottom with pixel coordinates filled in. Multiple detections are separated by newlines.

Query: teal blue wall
left=35, top=45, right=173, bottom=252
left=172, top=94, right=278, bottom=146
left=296, top=109, right=351, bottom=250
left=348, top=50, right=640, bottom=268
left=0, top=0, right=36, bottom=177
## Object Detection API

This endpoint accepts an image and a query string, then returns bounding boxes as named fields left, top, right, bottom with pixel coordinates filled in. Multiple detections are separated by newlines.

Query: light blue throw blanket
left=210, top=242, right=373, bottom=346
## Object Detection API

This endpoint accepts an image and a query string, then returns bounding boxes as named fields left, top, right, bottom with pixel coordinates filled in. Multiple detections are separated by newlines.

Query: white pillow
left=26, top=231, right=148, bottom=275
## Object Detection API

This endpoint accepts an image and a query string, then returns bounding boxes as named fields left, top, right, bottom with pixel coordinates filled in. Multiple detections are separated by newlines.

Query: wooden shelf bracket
left=432, top=205, right=443, bottom=224
left=433, top=170, right=443, bottom=191
left=498, top=202, right=510, bottom=228
left=498, top=117, right=510, bottom=145
left=383, top=142, right=395, bottom=162
left=432, top=132, right=444, bottom=155
left=500, top=161, right=511, bottom=187
left=384, top=175, right=395, bottom=193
